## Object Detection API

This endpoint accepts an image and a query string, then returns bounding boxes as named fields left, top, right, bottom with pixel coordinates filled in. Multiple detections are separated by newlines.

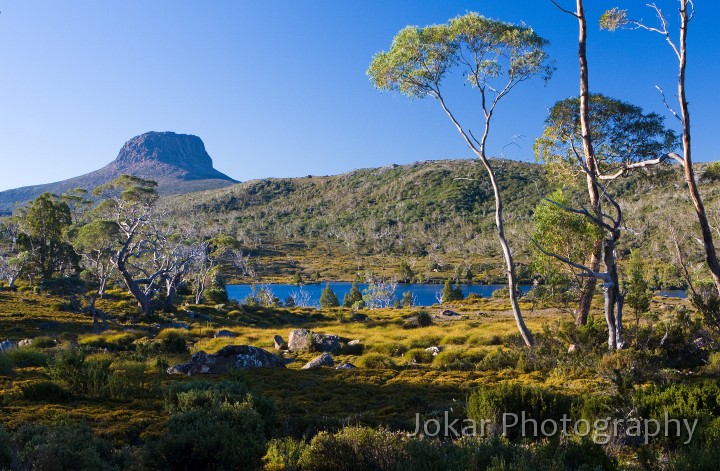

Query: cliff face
left=0, top=131, right=238, bottom=213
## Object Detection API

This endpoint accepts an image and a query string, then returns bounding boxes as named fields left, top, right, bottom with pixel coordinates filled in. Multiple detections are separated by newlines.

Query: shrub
left=405, top=348, right=434, bottom=365
left=701, top=161, right=720, bottom=181
left=264, top=437, right=308, bottom=471
left=13, top=423, right=129, bottom=470
left=433, top=349, right=484, bottom=371
left=2, top=347, right=48, bottom=367
left=372, top=343, right=408, bottom=357
left=32, top=336, right=57, bottom=348
left=0, top=427, right=11, bottom=469
left=319, top=283, right=340, bottom=308
left=160, top=331, right=189, bottom=354
left=300, top=427, right=407, bottom=471
left=476, top=348, right=520, bottom=371
left=467, top=383, right=574, bottom=440
left=597, top=349, right=660, bottom=391
left=357, top=353, right=397, bottom=369
left=20, top=380, right=73, bottom=402
left=79, top=331, right=143, bottom=351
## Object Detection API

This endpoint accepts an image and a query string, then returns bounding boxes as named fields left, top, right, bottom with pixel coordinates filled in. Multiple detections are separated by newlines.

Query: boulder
left=351, top=313, right=369, bottom=322
left=335, top=361, right=357, bottom=370
left=0, top=339, right=16, bottom=352
left=425, top=346, right=442, bottom=356
left=288, top=329, right=341, bottom=353
left=288, top=329, right=313, bottom=352
left=274, top=335, right=288, bottom=350
left=167, top=345, right=286, bottom=375
left=311, top=333, right=341, bottom=353
left=347, top=340, right=361, bottom=346
left=214, top=329, right=239, bottom=338
left=567, top=344, right=578, bottom=354
left=302, top=353, right=334, bottom=370
left=18, top=339, right=33, bottom=347
left=440, top=309, right=460, bottom=317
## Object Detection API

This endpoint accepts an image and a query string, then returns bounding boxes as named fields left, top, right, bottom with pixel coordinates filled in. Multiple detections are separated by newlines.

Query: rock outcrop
left=288, top=329, right=342, bottom=353
left=167, top=345, right=285, bottom=376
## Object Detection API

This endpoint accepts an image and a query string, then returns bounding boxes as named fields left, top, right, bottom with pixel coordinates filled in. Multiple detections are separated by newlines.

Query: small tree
left=319, top=283, right=339, bottom=308
left=342, top=280, right=364, bottom=307
left=624, top=250, right=653, bottom=347
left=441, top=279, right=464, bottom=303
left=397, top=260, right=414, bottom=283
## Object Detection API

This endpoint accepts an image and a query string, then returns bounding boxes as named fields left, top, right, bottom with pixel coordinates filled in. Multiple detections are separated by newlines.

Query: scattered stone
left=288, top=329, right=342, bottom=353
left=302, top=352, right=334, bottom=370
left=347, top=340, right=361, bottom=346
left=0, top=339, right=17, bottom=352
left=567, top=344, right=578, bottom=354
left=167, top=345, right=286, bottom=376
left=18, top=339, right=33, bottom=347
left=351, top=313, right=369, bottom=322
left=214, top=329, right=239, bottom=338
left=335, top=362, right=357, bottom=370
left=274, top=335, right=288, bottom=350
left=440, top=309, right=460, bottom=317
left=425, top=346, right=442, bottom=356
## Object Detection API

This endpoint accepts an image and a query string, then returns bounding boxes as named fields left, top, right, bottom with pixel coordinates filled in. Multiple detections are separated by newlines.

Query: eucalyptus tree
left=16, top=193, right=77, bottom=281
left=72, top=220, right=121, bottom=330
left=368, top=12, right=554, bottom=346
left=534, top=94, right=677, bottom=348
left=602, top=2, right=720, bottom=294
left=92, top=175, right=162, bottom=317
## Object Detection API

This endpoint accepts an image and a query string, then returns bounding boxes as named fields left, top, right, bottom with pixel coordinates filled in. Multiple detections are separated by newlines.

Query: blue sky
left=0, top=1, right=718, bottom=191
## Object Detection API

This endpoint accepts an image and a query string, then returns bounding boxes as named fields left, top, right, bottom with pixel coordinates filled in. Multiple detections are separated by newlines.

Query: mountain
left=0, top=131, right=238, bottom=214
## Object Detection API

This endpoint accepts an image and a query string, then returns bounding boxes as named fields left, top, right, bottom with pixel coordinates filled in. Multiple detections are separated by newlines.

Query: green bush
left=0, top=426, right=12, bottom=470
left=32, top=336, right=57, bottom=348
left=405, top=348, right=434, bottom=365
left=476, top=348, right=520, bottom=371
left=467, top=383, right=574, bottom=440
left=14, top=423, right=129, bottom=470
left=264, top=437, right=308, bottom=471
left=433, top=349, right=483, bottom=371
left=160, top=331, right=189, bottom=354
left=20, top=380, right=73, bottom=402
left=300, top=427, right=407, bottom=471
left=79, top=331, right=143, bottom=351
left=357, top=353, right=397, bottom=369
left=701, top=161, right=720, bottom=181
left=2, top=347, right=48, bottom=367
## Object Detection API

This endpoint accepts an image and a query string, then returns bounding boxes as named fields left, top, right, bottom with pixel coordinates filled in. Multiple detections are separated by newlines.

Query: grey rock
left=347, top=340, right=361, bottom=346
left=167, top=345, right=286, bottom=376
left=302, top=353, right=334, bottom=370
left=288, top=329, right=313, bottom=352
left=214, top=329, right=239, bottom=338
left=288, top=329, right=341, bottom=353
left=274, top=335, right=288, bottom=350
left=440, top=309, right=460, bottom=317
left=18, top=339, right=34, bottom=347
left=425, top=346, right=442, bottom=356
left=335, top=361, right=357, bottom=370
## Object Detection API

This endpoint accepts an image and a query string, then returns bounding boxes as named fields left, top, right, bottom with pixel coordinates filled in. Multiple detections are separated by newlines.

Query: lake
left=227, top=282, right=532, bottom=307
left=227, top=283, right=688, bottom=307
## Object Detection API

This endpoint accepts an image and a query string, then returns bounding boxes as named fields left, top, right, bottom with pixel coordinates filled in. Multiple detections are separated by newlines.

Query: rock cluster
left=167, top=345, right=286, bottom=376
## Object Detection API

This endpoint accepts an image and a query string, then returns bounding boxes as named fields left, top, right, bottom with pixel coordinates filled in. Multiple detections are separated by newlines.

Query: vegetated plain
left=0, top=158, right=719, bottom=470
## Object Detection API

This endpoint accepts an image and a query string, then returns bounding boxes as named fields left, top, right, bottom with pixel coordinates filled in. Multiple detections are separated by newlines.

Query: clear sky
left=0, top=1, right=718, bottom=191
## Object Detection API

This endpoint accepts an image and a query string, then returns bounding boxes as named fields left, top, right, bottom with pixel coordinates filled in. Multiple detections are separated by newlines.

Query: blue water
left=656, top=289, right=687, bottom=299
left=227, top=282, right=532, bottom=308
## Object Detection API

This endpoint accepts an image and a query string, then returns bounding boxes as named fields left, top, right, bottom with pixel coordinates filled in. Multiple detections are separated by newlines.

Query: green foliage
left=152, top=381, right=274, bottom=470
left=467, top=383, right=574, bottom=440
left=405, top=348, right=435, bottom=364
left=534, top=94, right=678, bottom=176
left=319, top=283, right=340, bottom=308
left=14, top=423, right=128, bottom=471
left=32, top=336, right=58, bottom=348
left=0, top=427, right=11, bottom=470
left=397, top=260, right=414, bottom=283
left=357, top=353, right=397, bottom=369
left=441, top=279, right=463, bottom=303
left=300, top=427, right=407, bottom=471
left=701, top=161, right=720, bottom=181
left=624, top=250, right=652, bottom=315
left=264, top=437, right=308, bottom=471
left=0, top=353, right=13, bottom=376
left=531, top=189, right=598, bottom=298
left=20, top=380, right=73, bottom=402
left=1, top=347, right=48, bottom=367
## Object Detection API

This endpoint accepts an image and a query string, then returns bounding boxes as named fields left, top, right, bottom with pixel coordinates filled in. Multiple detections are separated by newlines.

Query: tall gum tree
left=601, top=2, right=720, bottom=292
left=368, top=13, right=555, bottom=347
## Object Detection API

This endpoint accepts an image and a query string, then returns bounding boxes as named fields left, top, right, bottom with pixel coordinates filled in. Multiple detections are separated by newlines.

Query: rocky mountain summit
left=0, top=131, right=238, bottom=214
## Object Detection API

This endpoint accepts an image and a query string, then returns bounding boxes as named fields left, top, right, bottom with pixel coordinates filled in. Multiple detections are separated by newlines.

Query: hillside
left=161, top=158, right=718, bottom=284
left=0, top=131, right=237, bottom=214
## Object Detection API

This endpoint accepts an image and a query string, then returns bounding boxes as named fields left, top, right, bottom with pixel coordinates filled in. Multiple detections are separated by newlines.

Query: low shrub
left=79, top=330, right=143, bottom=351
left=405, top=348, right=434, bottom=365
left=20, top=380, right=73, bottom=402
left=32, top=336, right=57, bottom=348
left=0, top=427, right=11, bottom=470
left=476, top=348, right=520, bottom=371
left=357, top=353, right=397, bottom=369
left=433, top=349, right=485, bottom=371
left=300, top=427, right=407, bottom=471
left=0, top=354, right=14, bottom=376
left=2, top=347, right=48, bottom=367
left=264, top=437, right=308, bottom=471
